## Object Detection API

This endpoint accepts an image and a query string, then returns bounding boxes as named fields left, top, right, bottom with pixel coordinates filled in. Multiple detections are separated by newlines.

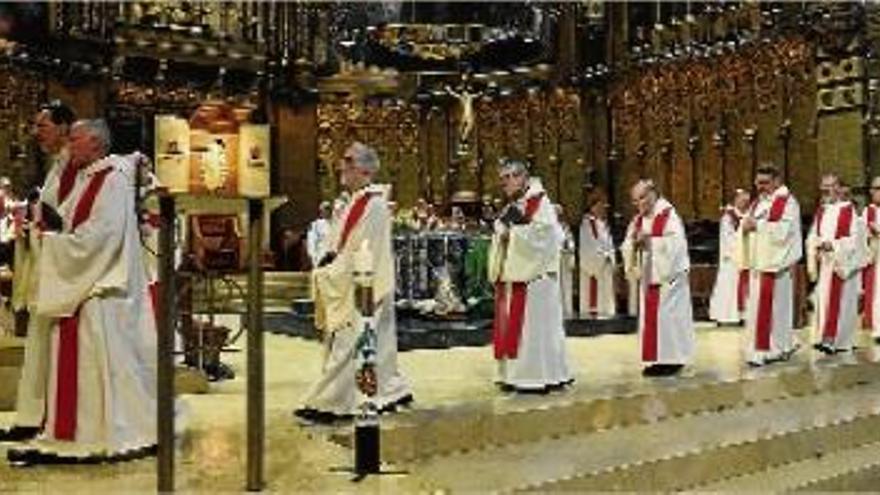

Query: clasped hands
left=741, top=216, right=758, bottom=233
left=632, top=232, right=651, bottom=249
left=499, top=206, right=527, bottom=227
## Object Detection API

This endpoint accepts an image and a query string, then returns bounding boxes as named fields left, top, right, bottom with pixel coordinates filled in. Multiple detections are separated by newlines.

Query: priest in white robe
left=737, top=164, right=803, bottom=366
left=709, top=189, right=751, bottom=325
left=556, top=204, right=576, bottom=319
left=295, top=142, right=411, bottom=423
left=2, top=101, right=77, bottom=443
left=621, top=180, right=695, bottom=377
left=579, top=198, right=616, bottom=319
left=863, top=176, right=880, bottom=343
left=807, top=173, right=865, bottom=355
left=7, top=120, right=157, bottom=465
left=488, top=160, right=572, bottom=392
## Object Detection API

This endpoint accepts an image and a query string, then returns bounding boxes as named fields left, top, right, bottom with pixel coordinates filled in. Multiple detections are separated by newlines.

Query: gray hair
left=349, top=142, right=380, bottom=174
left=499, top=159, right=529, bottom=176
left=74, top=119, right=112, bottom=154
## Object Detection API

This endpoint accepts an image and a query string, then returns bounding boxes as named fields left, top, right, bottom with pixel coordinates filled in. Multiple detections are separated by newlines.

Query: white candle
left=354, top=239, right=374, bottom=275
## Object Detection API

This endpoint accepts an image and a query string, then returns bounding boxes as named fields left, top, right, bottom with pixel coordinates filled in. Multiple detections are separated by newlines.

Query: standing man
left=709, top=189, right=751, bottom=325
left=737, top=164, right=803, bottom=366
left=295, top=142, right=412, bottom=423
left=7, top=120, right=157, bottom=465
left=621, top=180, right=695, bottom=377
left=806, top=173, right=864, bottom=355
left=488, top=160, right=572, bottom=392
left=579, top=197, right=617, bottom=319
left=556, top=204, right=576, bottom=320
left=0, top=101, right=76, bottom=443
left=863, top=176, right=880, bottom=343
left=306, top=200, right=332, bottom=269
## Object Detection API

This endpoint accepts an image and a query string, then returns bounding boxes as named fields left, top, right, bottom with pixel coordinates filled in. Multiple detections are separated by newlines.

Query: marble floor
left=0, top=320, right=876, bottom=492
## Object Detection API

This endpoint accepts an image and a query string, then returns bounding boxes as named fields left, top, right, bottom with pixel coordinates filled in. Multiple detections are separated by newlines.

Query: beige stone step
left=364, top=354, right=880, bottom=463
left=695, top=441, right=880, bottom=492
left=0, top=337, right=23, bottom=411
left=405, top=381, right=880, bottom=493
left=798, top=460, right=880, bottom=491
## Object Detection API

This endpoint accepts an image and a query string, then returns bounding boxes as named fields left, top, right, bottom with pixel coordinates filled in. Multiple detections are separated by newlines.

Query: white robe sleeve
left=36, top=170, right=129, bottom=318
left=502, top=197, right=562, bottom=282
left=650, top=209, right=689, bottom=284
left=755, top=199, right=802, bottom=274
left=579, top=218, right=600, bottom=277
left=719, top=215, right=737, bottom=262
left=621, top=219, right=639, bottom=281
left=831, top=212, right=866, bottom=279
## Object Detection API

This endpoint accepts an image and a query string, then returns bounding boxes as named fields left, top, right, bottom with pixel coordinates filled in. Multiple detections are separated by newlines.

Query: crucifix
left=445, top=73, right=483, bottom=153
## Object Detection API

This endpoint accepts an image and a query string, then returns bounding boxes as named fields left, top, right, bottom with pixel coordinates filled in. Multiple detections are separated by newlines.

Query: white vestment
left=806, top=200, right=864, bottom=351
left=709, top=208, right=748, bottom=324
left=32, top=155, right=157, bottom=457
left=302, top=183, right=411, bottom=415
left=488, top=179, right=571, bottom=390
left=621, top=198, right=695, bottom=366
left=559, top=224, right=575, bottom=319
left=306, top=217, right=330, bottom=268
left=578, top=214, right=616, bottom=319
left=863, top=204, right=880, bottom=337
left=13, top=148, right=76, bottom=429
left=737, top=185, right=803, bottom=362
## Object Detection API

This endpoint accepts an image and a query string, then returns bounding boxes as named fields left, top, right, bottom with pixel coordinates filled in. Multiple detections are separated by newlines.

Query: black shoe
left=642, top=365, right=663, bottom=377
left=379, top=394, right=415, bottom=414
left=813, top=342, right=835, bottom=355
left=644, top=364, right=683, bottom=377
left=293, top=408, right=320, bottom=421
left=204, top=362, right=235, bottom=382
left=874, top=336, right=880, bottom=345
left=0, top=426, right=39, bottom=443
left=496, top=383, right=515, bottom=393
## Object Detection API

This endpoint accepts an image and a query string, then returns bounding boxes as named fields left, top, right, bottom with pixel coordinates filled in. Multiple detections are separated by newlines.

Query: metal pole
left=246, top=199, right=265, bottom=491
left=157, top=194, right=176, bottom=492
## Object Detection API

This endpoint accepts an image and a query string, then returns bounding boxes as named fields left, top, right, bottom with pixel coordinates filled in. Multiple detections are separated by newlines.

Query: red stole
left=864, top=206, right=877, bottom=329
left=337, top=191, right=378, bottom=252
left=493, top=193, right=544, bottom=359
left=54, top=166, right=113, bottom=441
left=822, top=204, right=854, bottom=341
left=640, top=207, right=672, bottom=362
left=754, top=195, right=789, bottom=351
left=57, top=159, right=80, bottom=206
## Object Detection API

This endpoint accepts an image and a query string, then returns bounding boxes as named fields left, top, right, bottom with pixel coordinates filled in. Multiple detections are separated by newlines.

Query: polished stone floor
left=0, top=320, right=876, bottom=492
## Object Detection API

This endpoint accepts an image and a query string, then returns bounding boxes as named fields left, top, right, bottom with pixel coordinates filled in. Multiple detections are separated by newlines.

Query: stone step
left=798, top=459, right=880, bottom=491
left=405, top=381, right=880, bottom=493
left=0, top=336, right=23, bottom=411
left=365, top=354, right=880, bottom=463
left=694, top=441, right=880, bottom=492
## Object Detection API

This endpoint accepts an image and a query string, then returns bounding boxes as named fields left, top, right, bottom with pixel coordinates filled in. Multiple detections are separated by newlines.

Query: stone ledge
left=358, top=357, right=880, bottom=463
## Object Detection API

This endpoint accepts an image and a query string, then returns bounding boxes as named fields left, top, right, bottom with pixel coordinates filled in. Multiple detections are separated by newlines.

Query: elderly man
left=621, top=180, right=694, bottom=377
left=807, top=173, right=864, bottom=355
left=488, top=160, right=571, bottom=393
left=863, top=177, right=880, bottom=343
left=737, top=164, right=803, bottom=366
left=709, top=189, right=751, bottom=325
left=1, top=101, right=76, bottom=443
left=295, top=142, right=412, bottom=423
left=579, top=196, right=616, bottom=319
left=7, top=119, right=157, bottom=465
